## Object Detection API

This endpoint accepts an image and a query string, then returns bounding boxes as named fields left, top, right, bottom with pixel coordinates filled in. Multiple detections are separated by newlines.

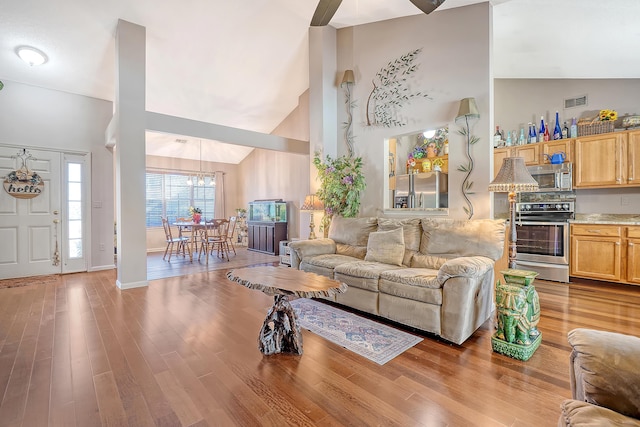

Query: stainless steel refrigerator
left=394, top=172, right=448, bottom=209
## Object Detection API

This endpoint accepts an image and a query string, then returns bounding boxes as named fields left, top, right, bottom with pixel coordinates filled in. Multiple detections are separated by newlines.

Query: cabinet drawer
left=627, top=227, right=640, bottom=239
left=571, top=224, right=622, bottom=237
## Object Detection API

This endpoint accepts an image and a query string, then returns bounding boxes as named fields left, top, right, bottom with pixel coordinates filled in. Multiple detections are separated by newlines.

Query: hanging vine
left=365, top=48, right=431, bottom=128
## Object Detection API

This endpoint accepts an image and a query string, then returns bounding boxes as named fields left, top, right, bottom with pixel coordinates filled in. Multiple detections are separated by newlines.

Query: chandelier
left=187, top=139, right=215, bottom=186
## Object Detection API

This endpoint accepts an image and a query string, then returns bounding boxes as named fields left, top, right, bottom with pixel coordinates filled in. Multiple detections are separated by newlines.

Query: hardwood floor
left=1, top=248, right=639, bottom=426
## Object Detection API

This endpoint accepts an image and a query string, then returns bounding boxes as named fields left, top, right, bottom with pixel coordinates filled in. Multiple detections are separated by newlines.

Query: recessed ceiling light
left=16, top=46, right=48, bottom=66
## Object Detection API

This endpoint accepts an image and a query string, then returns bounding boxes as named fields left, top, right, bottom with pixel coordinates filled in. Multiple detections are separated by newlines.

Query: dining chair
left=199, top=218, right=230, bottom=263
left=226, top=216, right=237, bottom=256
left=162, top=217, right=191, bottom=261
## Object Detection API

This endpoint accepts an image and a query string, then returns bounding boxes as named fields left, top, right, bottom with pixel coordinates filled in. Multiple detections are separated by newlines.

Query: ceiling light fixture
left=16, top=46, right=48, bottom=66
left=187, top=140, right=214, bottom=187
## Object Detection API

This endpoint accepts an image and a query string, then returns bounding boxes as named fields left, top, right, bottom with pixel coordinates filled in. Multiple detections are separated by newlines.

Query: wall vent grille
left=564, top=95, right=588, bottom=109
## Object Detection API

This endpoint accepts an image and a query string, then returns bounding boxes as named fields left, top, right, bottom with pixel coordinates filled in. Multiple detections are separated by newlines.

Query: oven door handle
left=514, top=221, right=569, bottom=226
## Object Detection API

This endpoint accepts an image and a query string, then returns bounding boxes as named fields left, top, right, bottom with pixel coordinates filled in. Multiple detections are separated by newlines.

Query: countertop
left=569, top=214, right=640, bottom=225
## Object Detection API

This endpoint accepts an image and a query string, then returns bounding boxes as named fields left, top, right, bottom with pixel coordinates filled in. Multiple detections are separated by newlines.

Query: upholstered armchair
left=559, top=328, right=640, bottom=426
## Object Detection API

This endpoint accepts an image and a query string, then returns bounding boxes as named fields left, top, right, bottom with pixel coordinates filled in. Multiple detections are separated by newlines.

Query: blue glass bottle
left=528, top=122, right=537, bottom=144
left=553, top=111, right=562, bottom=140
left=538, top=116, right=546, bottom=142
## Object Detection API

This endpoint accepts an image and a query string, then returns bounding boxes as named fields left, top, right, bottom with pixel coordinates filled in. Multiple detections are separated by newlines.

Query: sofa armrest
left=439, top=257, right=495, bottom=344
left=437, top=256, right=494, bottom=283
left=567, top=328, right=640, bottom=420
left=288, top=239, right=337, bottom=269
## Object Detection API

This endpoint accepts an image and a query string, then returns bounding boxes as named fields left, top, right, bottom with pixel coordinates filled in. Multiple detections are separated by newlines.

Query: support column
left=307, top=26, right=338, bottom=238
left=114, top=19, right=148, bottom=289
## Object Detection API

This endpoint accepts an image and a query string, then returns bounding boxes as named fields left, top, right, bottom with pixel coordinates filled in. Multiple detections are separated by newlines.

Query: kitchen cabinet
left=626, top=226, right=640, bottom=284
left=570, top=223, right=640, bottom=286
left=494, top=139, right=575, bottom=176
left=542, top=139, right=572, bottom=164
left=572, top=131, right=640, bottom=188
left=493, top=144, right=540, bottom=177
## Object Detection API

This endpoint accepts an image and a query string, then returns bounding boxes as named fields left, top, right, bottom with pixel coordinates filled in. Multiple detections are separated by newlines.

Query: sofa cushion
left=335, top=243, right=367, bottom=259
left=420, top=218, right=506, bottom=261
left=329, top=216, right=378, bottom=246
left=379, top=268, right=442, bottom=305
left=334, top=260, right=404, bottom=292
left=410, top=253, right=452, bottom=270
left=378, top=218, right=422, bottom=266
left=364, top=228, right=405, bottom=266
left=559, top=400, right=640, bottom=427
left=302, top=254, right=361, bottom=270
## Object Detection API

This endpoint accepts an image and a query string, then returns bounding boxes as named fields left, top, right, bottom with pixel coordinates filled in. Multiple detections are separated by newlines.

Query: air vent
left=564, top=95, right=588, bottom=109
left=175, top=138, right=188, bottom=143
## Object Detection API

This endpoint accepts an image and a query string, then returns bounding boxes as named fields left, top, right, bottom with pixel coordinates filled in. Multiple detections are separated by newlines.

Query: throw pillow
left=364, top=227, right=404, bottom=266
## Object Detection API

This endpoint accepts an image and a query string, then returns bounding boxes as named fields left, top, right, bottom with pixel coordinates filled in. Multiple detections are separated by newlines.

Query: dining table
left=172, top=221, right=219, bottom=262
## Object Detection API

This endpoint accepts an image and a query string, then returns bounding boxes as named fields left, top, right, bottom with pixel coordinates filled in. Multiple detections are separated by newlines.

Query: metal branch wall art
left=365, top=48, right=431, bottom=128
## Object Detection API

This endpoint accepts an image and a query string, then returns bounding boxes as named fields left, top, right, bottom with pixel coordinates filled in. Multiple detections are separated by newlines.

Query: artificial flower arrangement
left=313, top=153, right=366, bottom=234
left=188, top=206, right=202, bottom=215
left=407, top=127, right=448, bottom=163
left=599, top=109, right=618, bottom=121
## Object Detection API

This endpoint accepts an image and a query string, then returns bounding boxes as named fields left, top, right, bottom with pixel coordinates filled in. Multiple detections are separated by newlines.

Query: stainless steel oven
left=513, top=193, right=575, bottom=283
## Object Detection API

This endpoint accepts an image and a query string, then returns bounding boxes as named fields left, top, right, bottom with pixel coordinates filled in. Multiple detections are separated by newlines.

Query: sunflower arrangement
left=599, top=109, right=618, bottom=121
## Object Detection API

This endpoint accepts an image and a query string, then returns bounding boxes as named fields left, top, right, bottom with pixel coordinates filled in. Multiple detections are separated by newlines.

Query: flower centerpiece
left=406, top=127, right=448, bottom=172
left=599, top=109, right=617, bottom=121
left=189, top=206, right=202, bottom=223
left=313, top=153, right=366, bottom=236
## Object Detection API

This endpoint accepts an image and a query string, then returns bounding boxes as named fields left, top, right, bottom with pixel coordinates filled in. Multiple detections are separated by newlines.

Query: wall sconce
left=341, top=70, right=356, bottom=157
left=455, top=97, right=480, bottom=219
left=300, top=194, right=324, bottom=240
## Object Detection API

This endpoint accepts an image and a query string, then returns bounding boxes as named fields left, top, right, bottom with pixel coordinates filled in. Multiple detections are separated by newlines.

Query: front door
left=0, top=146, right=62, bottom=279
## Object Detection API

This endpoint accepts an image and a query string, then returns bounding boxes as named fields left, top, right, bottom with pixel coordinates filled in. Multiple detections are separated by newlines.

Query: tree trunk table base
left=226, top=266, right=348, bottom=356
left=258, top=295, right=302, bottom=355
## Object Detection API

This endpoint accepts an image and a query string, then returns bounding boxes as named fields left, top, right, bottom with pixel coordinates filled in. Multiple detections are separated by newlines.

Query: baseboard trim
left=116, top=279, right=148, bottom=290
left=89, top=264, right=116, bottom=272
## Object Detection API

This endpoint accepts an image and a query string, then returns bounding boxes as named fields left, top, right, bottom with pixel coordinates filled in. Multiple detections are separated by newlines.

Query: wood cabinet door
left=626, top=238, right=640, bottom=285
left=626, top=131, right=640, bottom=186
left=574, top=133, right=625, bottom=188
left=493, top=147, right=512, bottom=178
left=542, top=139, right=573, bottom=164
left=515, top=144, right=540, bottom=166
left=571, top=234, right=622, bottom=282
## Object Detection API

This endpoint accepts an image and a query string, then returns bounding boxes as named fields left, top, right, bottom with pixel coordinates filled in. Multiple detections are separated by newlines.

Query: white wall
left=336, top=3, right=493, bottom=219
left=495, top=78, right=640, bottom=215
left=0, top=80, right=115, bottom=270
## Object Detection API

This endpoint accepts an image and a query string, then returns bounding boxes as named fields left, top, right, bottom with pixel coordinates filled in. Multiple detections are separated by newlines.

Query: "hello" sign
left=3, top=166, right=44, bottom=199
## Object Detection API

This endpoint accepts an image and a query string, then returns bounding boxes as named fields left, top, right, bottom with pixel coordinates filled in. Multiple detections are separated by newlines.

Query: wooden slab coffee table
left=226, top=266, right=348, bottom=355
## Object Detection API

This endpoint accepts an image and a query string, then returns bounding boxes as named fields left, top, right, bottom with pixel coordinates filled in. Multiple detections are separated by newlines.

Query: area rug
left=0, top=274, right=60, bottom=290
left=290, top=298, right=423, bottom=365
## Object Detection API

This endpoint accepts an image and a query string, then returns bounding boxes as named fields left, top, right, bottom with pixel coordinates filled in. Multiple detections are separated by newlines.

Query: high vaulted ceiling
left=2, top=0, right=639, bottom=164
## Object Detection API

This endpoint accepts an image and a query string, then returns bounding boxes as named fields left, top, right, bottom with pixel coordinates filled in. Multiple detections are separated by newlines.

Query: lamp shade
left=488, top=157, right=539, bottom=193
left=455, top=97, right=480, bottom=122
left=301, top=194, right=324, bottom=211
left=341, top=69, right=355, bottom=86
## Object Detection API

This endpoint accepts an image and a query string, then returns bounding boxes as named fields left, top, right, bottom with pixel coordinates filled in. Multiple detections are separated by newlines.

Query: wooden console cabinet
left=570, top=223, right=640, bottom=285
left=247, top=221, right=288, bottom=255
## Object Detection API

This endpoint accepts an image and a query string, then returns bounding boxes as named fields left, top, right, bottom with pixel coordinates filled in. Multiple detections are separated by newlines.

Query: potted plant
left=189, top=206, right=202, bottom=224
left=313, top=153, right=366, bottom=236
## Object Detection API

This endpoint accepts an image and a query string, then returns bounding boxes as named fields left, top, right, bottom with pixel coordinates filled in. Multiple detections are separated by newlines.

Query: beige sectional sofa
left=288, top=216, right=506, bottom=345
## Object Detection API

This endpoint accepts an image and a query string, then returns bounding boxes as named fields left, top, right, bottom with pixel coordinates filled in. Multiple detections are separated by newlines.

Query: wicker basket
left=577, top=120, right=615, bottom=137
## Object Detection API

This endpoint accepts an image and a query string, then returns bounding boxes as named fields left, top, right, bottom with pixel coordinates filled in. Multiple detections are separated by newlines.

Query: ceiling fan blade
left=408, top=0, right=447, bottom=15
left=310, top=0, right=343, bottom=26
